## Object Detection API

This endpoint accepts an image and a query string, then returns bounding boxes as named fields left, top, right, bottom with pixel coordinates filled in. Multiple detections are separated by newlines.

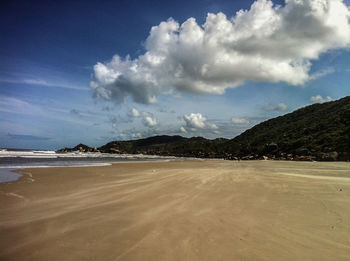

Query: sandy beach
left=0, top=160, right=349, bottom=261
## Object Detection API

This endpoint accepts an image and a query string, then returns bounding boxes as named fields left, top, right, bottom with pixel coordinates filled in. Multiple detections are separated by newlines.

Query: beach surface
left=1, top=160, right=350, bottom=261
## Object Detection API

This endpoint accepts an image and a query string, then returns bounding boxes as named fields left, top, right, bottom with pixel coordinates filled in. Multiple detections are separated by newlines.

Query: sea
left=0, top=149, right=179, bottom=183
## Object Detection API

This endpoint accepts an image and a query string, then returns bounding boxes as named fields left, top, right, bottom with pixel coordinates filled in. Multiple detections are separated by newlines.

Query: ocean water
left=0, top=149, right=177, bottom=183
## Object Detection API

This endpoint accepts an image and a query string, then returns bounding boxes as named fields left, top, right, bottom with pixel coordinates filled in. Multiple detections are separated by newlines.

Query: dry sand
left=0, top=160, right=350, bottom=261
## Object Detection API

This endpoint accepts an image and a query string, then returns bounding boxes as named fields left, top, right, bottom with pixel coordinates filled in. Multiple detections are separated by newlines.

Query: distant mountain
left=58, top=96, right=350, bottom=161
left=98, top=135, right=229, bottom=158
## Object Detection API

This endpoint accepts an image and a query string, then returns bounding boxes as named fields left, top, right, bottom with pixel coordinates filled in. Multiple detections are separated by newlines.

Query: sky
left=0, top=0, right=349, bottom=150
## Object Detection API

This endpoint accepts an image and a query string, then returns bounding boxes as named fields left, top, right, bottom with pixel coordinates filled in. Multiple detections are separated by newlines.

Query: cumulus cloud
left=184, top=113, right=207, bottom=129
left=180, top=126, right=187, bottom=133
left=183, top=113, right=218, bottom=132
left=131, top=132, right=143, bottom=139
left=131, top=108, right=140, bottom=117
left=263, top=102, right=288, bottom=111
left=116, top=131, right=143, bottom=140
left=91, top=0, right=350, bottom=104
left=276, top=103, right=287, bottom=111
left=128, top=108, right=158, bottom=127
left=143, top=116, right=158, bottom=127
left=232, top=117, right=250, bottom=124
left=310, top=94, right=333, bottom=103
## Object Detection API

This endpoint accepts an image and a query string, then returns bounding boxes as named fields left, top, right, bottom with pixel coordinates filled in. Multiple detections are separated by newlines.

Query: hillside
left=58, top=96, right=350, bottom=161
left=98, top=136, right=229, bottom=158
left=226, top=96, right=350, bottom=160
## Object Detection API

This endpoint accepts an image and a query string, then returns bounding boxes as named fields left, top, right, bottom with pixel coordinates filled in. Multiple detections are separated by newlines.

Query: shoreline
left=2, top=157, right=348, bottom=184
left=1, top=160, right=349, bottom=260
left=0, top=158, right=199, bottom=184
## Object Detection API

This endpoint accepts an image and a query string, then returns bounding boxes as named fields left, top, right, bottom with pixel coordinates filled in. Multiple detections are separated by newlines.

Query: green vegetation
left=226, top=96, right=350, bottom=160
left=99, top=136, right=229, bottom=158
left=58, top=96, right=350, bottom=161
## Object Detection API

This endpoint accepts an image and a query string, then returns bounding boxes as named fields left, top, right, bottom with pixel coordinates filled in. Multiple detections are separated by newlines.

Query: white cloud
left=128, top=108, right=158, bottom=127
left=263, top=102, right=288, bottom=111
left=116, top=131, right=143, bottom=140
left=210, top=123, right=219, bottom=130
left=310, top=95, right=333, bottom=103
left=0, top=96, right=43, bottom=115
left=131, top=108, right=140, bottom=117
left=131, top=132, right=143, bottom=139
left=276, top=103, right=287, bottom=111
left=143, top=116, right=158, bottom=127
left=184, top=113, right=207, bottom=129
left=232, top=117, right=250, bottom=124
left=183, top=113, right=218, bottom=132
left=309, top=67, right=335, bottom=80
left=180, top=126, right=187, bottom=133
left=91, top=0, right=350, bottom=104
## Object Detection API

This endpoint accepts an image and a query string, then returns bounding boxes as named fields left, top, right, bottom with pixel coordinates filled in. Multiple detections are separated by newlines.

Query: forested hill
left=225, top=96, right=350, bottom=161
left=58, top=96, right=350, bottom=161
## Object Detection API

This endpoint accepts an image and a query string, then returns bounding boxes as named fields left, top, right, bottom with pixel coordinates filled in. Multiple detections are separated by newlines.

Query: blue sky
left=1, top=0, right=349, bottom=149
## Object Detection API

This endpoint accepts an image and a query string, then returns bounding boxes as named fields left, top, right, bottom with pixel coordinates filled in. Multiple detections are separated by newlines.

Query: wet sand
left=1, top=160, right=350, bottom=261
